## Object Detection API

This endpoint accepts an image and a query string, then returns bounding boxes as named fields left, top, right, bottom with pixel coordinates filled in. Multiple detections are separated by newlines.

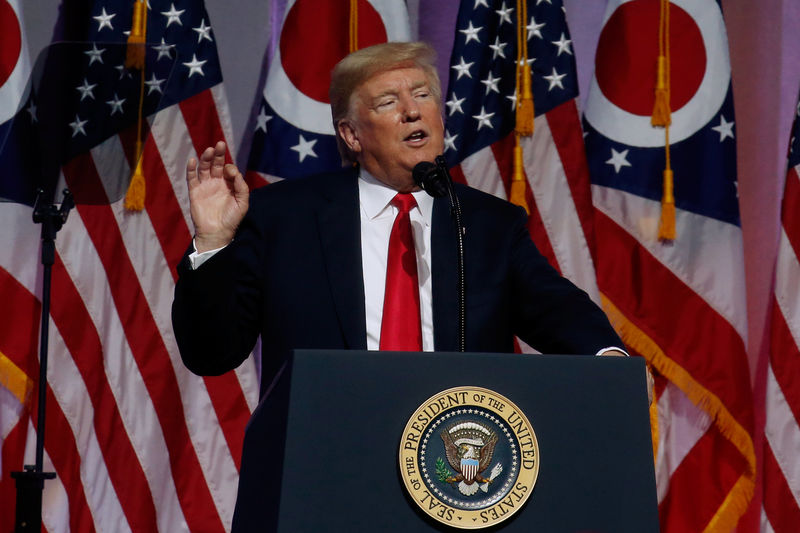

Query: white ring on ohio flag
left=584, top=0, right=729, bottom=148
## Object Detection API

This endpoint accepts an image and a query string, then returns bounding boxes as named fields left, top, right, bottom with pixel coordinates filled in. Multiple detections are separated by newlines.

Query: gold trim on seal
left=399, top=386, right=539, bottom=529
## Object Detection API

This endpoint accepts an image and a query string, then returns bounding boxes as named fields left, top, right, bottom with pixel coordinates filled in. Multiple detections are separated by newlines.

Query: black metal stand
left=10, top=188, right=73, bottom=532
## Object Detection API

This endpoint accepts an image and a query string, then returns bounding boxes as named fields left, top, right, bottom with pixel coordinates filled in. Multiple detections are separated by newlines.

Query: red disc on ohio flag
left=0, top=0, right=23, bottom=88
left=280, top=0, right=387, bottom=103
left=595, top=0, right=705, bottom=116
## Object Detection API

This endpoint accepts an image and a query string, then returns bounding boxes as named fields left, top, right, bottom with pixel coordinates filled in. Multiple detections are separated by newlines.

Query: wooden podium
left=233, top=350, right=659, bottom=532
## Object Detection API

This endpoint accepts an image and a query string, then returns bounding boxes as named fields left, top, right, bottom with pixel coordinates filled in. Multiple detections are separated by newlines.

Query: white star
left=527, top=16, right=545, bottom=40
left=106, top=93, right=125, bottom=115
left=93, top=7, right=115, bottom=31
left=459, top=21, right=482, bottom=44
left=183, top=54, right=207, bottom=77
left=495, top=2, right=514, bottom=26
left=444, top=130, right=458, bottom=152
left=291, top=135, right=318, bottom=162
left=451, top=56, right=474, bottom=80
left=115, top=64, right=132, bottom=80
left=445, top=93, right=465, bottom=116
left=76, top=78, right=97, bottom=101
left=481, top=72, right=501, bottom=95
left=472, top=106, right=495, bottom=130
left=193, top=19, right=213, bottom=43
left=255, top=108, right=272, bottom=132
left=69, top=114, right=88, bottom=137
left=711, top=115, right=735, bottom=141
left=543, top=67, right=566, bottom=90
left=161, top=3, right=185, bottom=27
left=84, top=43, right=105, bottom=65
left=507, top=91, right=517, bottom=111
left=473, top=0, right=489, bottom=7
left=26, top=100, right=37, bottom=123
left=145, top=73, right=165, bottom=95
left=551, top=33, right=573, bottom=56
left=489, top=36, right=507, bottom=60
left=606, top=148, right=631, bottom=173
left=152, top=38, right=175, bottom=61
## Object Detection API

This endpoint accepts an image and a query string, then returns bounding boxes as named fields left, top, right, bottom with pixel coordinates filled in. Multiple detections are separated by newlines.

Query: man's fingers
left=212, top=141, right=227, bottom=178
left=186, top=157, right=198, bottom=186
left=224, top=164, right=249, bottom=197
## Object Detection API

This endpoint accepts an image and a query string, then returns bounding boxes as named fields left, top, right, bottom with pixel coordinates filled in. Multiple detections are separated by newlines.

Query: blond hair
left=329, top=41, right=442, bottom=165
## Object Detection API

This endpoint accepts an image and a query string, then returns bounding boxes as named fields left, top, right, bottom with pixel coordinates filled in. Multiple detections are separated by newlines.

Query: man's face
left=338, top=67, right=445, bottom=192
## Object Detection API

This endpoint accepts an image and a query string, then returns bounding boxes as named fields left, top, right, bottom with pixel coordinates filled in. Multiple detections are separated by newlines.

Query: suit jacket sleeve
left=171, top=203, right=265, bottom=376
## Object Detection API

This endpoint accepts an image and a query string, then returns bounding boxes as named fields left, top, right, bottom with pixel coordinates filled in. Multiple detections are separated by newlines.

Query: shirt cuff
left=595, top=346, right=630, bottom=357
left=188, top=239, right=228, bottom=270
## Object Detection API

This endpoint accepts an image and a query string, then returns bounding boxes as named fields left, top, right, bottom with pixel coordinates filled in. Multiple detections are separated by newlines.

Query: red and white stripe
left=0, top=84, right=259, bottom=532
left=762, top=163, right=800, bottom=532
left=452, top=99, right=600, bottom=302
left=593, top=181, right=755, bottom=531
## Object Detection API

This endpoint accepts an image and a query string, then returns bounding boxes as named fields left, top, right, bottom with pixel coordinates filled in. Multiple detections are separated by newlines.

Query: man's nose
left=401, top=96, right=421, bottom=122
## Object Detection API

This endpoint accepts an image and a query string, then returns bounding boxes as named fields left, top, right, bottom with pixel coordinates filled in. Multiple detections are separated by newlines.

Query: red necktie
left=380, top=193, right=422, bottom=351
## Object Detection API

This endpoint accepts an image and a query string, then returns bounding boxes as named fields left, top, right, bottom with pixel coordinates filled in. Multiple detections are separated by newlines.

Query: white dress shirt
left=358, top=169, right=435, bottom=351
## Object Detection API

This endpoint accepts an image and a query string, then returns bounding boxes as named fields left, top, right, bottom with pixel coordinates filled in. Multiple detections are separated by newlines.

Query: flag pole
left=10, top=188, right=72, bottom=532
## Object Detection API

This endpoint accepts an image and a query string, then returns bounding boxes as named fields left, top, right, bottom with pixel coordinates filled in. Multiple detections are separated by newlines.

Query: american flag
left=0, top=1, right=259, bottom=531
left=244, top=0, right=410, bottom=187
left=584, top=0, right=755, bottom=530
left=762, top=91, right=800, bottom=533
left=444, top=0, right=601, bottom=320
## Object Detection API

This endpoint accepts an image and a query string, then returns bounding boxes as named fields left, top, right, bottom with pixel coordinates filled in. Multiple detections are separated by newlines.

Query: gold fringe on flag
left=653, top=0, right=675, bottom=241
left=124, top=0, right=148, bottom=211
left=0, top=352, right=34, bottom=407
left=600, top=292, right=755, bottom=532
left=349, top=0, right=359, bottom=53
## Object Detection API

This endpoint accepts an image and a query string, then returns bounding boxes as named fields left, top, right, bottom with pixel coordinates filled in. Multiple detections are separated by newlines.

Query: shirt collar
left=358, top=168, right=434, bottom=226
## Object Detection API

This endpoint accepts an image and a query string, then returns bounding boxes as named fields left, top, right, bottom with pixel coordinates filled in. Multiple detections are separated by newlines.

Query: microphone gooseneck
left=413, top=157, right=466, bottom=352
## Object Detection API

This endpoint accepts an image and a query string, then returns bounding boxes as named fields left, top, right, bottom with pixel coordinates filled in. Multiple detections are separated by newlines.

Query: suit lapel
left=316, top=170, right=368, bottom=350
left=431, top=196, right=458, bottom=352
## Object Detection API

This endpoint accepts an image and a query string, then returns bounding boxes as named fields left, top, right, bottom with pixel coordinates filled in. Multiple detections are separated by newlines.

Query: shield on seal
left=461, top=458, right=479, bottom=483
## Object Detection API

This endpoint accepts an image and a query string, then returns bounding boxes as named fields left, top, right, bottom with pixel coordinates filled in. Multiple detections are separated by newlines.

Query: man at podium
left=171, top=42, right=626, bottom=397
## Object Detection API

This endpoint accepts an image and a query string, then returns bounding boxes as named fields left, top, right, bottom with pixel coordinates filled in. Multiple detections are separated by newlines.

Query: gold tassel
left=125, top=141, right=146, bottom=211
left=651, top=55, right=671, bottom=126
left=125, top=0, right=147, bottom=70
left=510, top=138, right=529, bottom=214
left=658, top=168, right=675, bottom=241
left=516, top=63, right=534, bottom=136
left=349, top=0, right=358, bottom=53
left=514, top=0, right=534, bottom=137
left=124, top=0, right=148, bottom=212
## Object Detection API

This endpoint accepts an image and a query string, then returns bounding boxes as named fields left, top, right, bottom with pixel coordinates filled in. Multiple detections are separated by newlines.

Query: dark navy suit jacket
left=172, top=168, right=623, bottom=397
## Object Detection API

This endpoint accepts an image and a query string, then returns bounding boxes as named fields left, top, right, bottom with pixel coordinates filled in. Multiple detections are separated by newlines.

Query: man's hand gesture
left=186, top=141, right=249, bottom=252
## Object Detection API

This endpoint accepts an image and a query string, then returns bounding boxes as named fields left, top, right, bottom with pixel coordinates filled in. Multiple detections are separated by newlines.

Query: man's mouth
left=405, top=130, right=428, bottom=143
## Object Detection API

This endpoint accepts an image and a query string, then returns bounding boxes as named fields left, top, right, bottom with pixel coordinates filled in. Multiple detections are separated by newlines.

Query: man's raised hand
left=186, top=141, right=249, bottom=252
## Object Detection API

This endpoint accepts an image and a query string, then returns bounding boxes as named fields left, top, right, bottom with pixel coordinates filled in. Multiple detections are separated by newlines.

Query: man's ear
left=337, top=120, right=361, bottom=154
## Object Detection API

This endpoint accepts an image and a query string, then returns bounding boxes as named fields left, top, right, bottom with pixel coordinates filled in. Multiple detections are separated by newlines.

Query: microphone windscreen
left=412, top=161, right=447, bottom=198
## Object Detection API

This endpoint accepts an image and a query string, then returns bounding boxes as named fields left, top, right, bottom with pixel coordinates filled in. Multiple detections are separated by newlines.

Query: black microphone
left=412, top=161, right=448, bottom=198
left=412, top=157, right=467, bottom=352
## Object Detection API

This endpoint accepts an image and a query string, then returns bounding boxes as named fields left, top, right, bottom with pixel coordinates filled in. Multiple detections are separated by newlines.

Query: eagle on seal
left=440, top=424, right=499, bottom=488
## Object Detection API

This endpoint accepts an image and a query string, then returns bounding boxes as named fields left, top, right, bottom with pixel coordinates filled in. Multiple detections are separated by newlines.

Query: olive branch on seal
left=435, top=457, right=452, bottom=483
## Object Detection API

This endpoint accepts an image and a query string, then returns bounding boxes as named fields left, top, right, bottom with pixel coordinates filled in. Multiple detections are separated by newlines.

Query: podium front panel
left=234, top=350, right=659, bottom=532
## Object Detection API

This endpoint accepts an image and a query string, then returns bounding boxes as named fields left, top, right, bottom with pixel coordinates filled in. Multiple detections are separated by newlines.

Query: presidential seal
left=399, top=386, right=539, bottom=529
